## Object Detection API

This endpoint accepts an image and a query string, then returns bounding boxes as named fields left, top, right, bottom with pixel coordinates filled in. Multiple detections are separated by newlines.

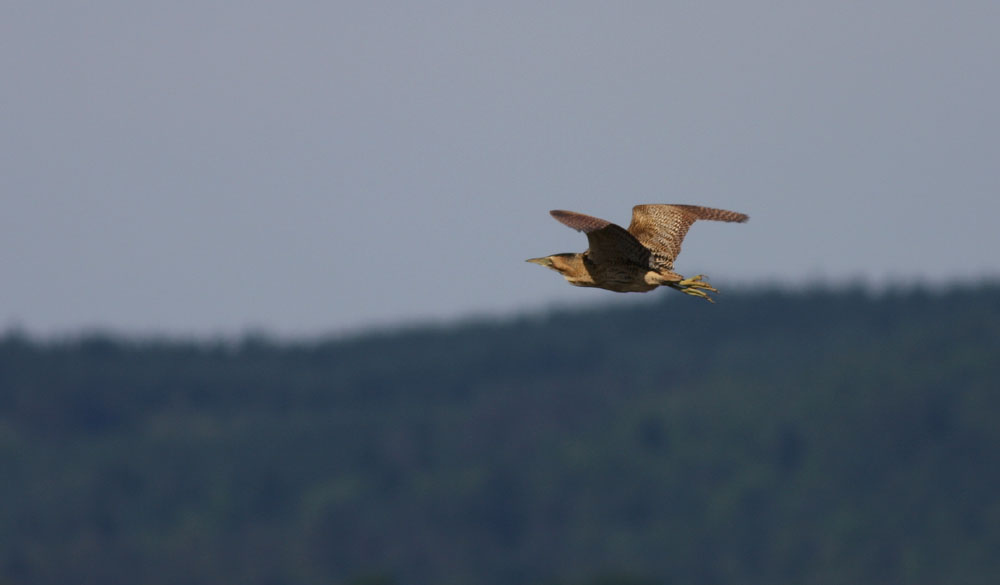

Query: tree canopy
left=2, top=284, right=999, bottom=584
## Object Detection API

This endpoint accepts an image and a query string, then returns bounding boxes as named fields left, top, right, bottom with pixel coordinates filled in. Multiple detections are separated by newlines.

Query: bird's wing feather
left=550, top=210, right=650, bottom=266
left=627, top=204, right=749, bottom=270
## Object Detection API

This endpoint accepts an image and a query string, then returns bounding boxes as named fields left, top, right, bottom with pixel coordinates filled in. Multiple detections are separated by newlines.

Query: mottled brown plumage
left=527, top=204, right=748, bottom=301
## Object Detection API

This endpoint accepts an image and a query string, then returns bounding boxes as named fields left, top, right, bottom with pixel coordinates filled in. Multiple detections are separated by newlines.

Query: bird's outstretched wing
left=627, top=204, right=749, bottom=270
left=550, top=210, right=650, bottom=266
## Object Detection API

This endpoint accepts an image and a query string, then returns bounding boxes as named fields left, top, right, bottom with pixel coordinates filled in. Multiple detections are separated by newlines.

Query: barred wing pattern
left=626, top=204, right=749, bottom=270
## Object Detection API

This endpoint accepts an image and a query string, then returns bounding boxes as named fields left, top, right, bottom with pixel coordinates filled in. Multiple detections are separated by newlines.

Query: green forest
left=2, top=284, right=999, bottom=585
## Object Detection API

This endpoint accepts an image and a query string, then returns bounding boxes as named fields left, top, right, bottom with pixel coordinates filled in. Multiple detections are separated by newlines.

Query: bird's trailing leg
left=667, top=274, right=719, bottom=303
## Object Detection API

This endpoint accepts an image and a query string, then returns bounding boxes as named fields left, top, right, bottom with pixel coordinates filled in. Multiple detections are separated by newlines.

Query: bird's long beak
left=526, top=257, right=552, bottom=266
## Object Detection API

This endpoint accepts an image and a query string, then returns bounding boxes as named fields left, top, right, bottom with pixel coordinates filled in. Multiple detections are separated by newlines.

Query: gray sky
left=3, top=2, right=999, bottom=337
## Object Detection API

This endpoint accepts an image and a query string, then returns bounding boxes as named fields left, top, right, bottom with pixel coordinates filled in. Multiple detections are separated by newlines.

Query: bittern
left=527, top=204, right=748, bottom=302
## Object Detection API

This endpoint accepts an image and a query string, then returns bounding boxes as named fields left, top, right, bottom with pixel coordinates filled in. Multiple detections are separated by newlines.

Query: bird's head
left=526, top=253, right=592, bottom=286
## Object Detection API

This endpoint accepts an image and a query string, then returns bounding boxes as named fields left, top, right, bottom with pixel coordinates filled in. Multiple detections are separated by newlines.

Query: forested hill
left=2, top=285, right=999, bottom=585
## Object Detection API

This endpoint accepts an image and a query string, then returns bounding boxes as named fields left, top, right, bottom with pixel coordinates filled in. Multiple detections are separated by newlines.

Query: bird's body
left=527, top=204, right=748, bottom=301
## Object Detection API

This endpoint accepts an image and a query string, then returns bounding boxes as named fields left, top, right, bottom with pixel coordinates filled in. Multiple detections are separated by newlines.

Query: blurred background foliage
left=1, top=284, right=999, bottom=584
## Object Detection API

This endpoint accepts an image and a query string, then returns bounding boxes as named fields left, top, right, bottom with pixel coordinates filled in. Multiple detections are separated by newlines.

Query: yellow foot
left=673, top=274, right=719, bottom=303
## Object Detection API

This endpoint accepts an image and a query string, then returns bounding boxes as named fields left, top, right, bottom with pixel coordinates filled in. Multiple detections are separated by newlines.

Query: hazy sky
left=3, top=2, right=999, bottom=337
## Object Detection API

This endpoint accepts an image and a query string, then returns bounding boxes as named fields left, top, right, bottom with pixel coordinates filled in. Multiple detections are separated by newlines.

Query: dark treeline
left=1, top=285, right=999, bottom=585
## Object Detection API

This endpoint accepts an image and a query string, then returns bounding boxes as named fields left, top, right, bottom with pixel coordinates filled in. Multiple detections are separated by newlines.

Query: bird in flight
left=527, top=204, right=748, bottom=302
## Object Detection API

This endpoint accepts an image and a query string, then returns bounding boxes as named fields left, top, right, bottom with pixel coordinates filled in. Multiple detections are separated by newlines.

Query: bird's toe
left=679, top=275, right=718, bottom=293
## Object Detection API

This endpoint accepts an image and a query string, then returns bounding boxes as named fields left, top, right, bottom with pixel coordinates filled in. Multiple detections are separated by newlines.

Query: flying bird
left=527, top=204, right=748, bottom=302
